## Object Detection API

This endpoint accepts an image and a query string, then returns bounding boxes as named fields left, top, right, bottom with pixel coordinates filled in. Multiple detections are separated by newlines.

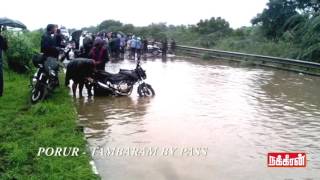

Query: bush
left=4, top=32, right=37, bottom=73
left=27, top=30, right=42, bottom=52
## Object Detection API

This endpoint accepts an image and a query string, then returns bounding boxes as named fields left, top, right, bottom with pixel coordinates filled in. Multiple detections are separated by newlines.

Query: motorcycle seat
left=119, top=69, right=133, bottom=75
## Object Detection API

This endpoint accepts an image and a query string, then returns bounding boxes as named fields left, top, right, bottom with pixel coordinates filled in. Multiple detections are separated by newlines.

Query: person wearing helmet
left=89, top=37, right=109, bottom=70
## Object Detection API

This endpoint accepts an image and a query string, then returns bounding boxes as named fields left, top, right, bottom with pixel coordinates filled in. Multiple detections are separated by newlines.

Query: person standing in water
left=130, top=36, right=137, bottom=60
left=161, top=38, right=168, bottom=57
left=89, top=38, right=108, bottom=70
left=136, top=37, right=142, bottom=60
left=170, top=38, right=176, bottom=54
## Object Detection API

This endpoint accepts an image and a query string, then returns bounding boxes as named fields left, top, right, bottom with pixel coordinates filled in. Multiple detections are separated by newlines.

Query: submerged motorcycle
left=93, top=61, right=155, bottom=97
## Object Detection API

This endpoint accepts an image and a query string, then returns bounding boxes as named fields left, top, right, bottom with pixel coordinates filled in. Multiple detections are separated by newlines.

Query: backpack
left=130, top=39, right=137, bottom=48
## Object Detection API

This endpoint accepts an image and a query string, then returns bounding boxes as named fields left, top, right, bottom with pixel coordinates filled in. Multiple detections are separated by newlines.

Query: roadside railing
left=176, top=45, right=320, bottom=76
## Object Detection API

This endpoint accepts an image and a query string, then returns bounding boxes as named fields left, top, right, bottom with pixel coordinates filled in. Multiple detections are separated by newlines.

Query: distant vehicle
left=147, top=44, right=162, bottom=56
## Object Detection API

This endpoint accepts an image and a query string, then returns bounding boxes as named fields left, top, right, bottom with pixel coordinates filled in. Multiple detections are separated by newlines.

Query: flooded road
left=75, top=57, right=320, bottom=180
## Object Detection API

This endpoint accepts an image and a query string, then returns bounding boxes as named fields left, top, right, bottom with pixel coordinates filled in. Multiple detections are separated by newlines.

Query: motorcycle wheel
left=30, top=84, right=47, bottom=104
left=137, top=83, right=155, bottom=97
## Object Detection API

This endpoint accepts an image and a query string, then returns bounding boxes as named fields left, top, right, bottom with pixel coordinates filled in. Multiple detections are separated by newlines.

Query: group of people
left=76, top=31, right=176, bottom=63
left=65, top=30, right=177, bottom=97
left=0, top=24, right=177, bottom=97
left=41, top=24, right=108, bottom=71
left=39, top=24, right=107, bottom=97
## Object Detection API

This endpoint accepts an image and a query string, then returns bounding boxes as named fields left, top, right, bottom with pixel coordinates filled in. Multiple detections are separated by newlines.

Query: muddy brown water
left=74, top=57, right=320, bottom=180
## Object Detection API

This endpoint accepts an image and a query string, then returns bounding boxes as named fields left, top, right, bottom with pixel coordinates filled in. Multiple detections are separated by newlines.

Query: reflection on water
left=75, top=57, right=320, bottom=180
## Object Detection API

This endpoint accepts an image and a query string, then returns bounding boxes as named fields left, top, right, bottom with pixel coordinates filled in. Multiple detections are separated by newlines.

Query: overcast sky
left=0, top=0, right=268, bottom=30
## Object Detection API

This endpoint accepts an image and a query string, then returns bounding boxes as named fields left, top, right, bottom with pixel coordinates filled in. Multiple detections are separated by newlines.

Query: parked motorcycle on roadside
left=29, top=48, right=70, bottom=104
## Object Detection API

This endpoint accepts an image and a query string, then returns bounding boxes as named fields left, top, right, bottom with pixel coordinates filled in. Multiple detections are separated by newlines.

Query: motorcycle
left=147, top=44, right=162, bottom=56
left=30, top=48, right=69, bottom=104
left=93, top=60, right=155, bottom=97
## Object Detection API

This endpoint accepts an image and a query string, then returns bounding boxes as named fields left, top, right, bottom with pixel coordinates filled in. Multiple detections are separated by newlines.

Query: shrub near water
left=4, top=31, right=37, bottom=73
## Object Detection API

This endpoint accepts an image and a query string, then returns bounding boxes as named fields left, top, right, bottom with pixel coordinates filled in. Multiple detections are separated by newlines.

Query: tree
left=193, top=17, right=232, bottom=35
left=286, top=14, right=320, bottom=61
left=252, top=0, right=320, bottom=39
left=252, top=0, right=297, bottom=39
left=295, top=0, right=320, bottom=14
left=98, top=20, right=123, bottom=32
left=81, top=26, right=97, bottom=33
left=120, top=24, right=135, bottom=34
left=148, top=23, right=167, bottom=39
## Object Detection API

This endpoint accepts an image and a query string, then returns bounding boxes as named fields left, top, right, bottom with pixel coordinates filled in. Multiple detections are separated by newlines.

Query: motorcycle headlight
left=32, top=78, right=37, bottom=86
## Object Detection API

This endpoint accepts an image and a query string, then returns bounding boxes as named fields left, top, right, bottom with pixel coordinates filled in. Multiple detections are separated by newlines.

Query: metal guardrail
left=176, top=45, right=320, bottom=76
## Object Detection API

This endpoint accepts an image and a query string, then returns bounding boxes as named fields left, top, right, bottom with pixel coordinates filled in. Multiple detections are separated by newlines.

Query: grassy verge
left=0, top=70, right=99, bottom=179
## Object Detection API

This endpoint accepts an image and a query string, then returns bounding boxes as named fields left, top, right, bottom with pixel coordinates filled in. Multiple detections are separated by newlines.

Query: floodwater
left=74, top=57, right=320, bottom=180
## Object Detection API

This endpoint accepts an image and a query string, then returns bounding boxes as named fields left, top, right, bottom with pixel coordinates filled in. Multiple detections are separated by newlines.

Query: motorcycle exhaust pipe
left=97, top=81, right=112, bottom=90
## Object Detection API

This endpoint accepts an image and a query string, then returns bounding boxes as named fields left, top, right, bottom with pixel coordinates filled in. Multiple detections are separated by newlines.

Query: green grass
left=0, top=70, right=99, bottom=180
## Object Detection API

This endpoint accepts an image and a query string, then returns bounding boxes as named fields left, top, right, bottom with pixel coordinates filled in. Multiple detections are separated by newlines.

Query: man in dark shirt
left=41, top=24, right=59, bottom=58
left=55, top=29, right=65, bottom=48
left=40, top=24, right=61, bottom=87
left=0, top=26, right=8, bottom=97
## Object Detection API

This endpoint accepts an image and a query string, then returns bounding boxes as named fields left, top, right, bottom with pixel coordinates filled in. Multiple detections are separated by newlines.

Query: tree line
left=3, top=0, right=320, bottom=72
left=77, top=0, right=319, bottom=62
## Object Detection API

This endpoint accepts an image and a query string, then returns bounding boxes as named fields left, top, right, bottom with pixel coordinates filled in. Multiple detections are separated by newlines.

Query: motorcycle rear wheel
left=137, top=83, right=155, bottom=97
